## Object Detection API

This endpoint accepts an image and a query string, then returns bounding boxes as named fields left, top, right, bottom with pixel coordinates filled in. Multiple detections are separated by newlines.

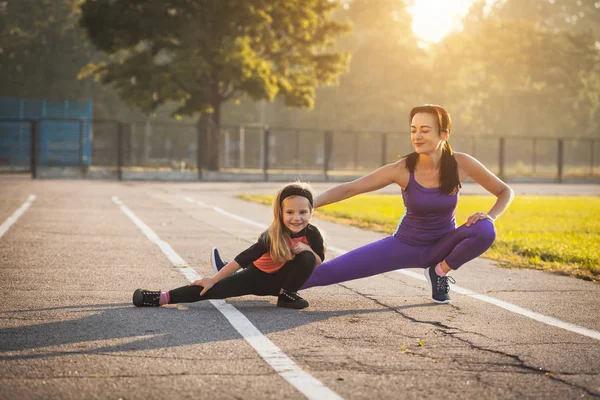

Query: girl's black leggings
left=168, top=251, right=316, bottom=304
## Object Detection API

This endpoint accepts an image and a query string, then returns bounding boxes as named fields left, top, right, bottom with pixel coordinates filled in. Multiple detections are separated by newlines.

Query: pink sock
left=435, top=263, right=448, bottom=277
left=159, top=291, right=170, bottom=305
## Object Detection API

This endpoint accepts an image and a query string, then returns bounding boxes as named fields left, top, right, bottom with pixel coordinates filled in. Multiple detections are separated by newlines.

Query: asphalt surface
left=1, top=175, right=599, bottom=399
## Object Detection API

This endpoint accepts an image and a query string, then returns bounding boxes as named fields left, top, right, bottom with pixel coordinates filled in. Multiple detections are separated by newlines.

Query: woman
left=300, top=104, right=514, bottom=303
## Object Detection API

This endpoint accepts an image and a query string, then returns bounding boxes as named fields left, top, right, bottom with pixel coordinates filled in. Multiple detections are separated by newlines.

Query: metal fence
left=1, top=118, right=599, bottom=182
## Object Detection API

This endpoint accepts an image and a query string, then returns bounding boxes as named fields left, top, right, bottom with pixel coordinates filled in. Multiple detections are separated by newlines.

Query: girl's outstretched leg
left=167, top=266, right=268, bottom=304
left=301, top=236, right=423, bottom=289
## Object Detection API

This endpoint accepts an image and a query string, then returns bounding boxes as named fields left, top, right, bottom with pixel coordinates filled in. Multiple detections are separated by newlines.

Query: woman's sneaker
left=424, top=267, right=456, bottom=304
left=211, top=247, right=227, bottom=273
left=277, top=291, right=309, bottom=309
left=132, top=289, right=161, bottom=307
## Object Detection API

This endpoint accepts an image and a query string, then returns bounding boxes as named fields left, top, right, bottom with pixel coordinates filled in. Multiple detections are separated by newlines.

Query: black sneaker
left=211, top=247, right=227, bottom=273
left=424, top=267, right=456, bottom=304
left=132, top=289, right=161, bottom=307
left=277, top=291, right=309, bottom=309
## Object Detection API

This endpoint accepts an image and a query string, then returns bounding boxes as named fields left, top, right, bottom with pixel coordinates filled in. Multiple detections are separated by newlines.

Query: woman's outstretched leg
left=301, top=236, right=424, bottom=289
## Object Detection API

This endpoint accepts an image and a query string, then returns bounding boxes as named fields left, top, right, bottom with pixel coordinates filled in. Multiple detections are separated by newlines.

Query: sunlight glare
left=408, top=0, right=477, bottom=43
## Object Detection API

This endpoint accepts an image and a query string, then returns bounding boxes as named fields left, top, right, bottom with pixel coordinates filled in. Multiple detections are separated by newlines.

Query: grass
left=238, top=194, right=600, bottom=282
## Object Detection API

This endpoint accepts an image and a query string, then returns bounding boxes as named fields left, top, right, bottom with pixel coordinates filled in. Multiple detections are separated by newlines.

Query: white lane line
left=0, top=195, right=36, bottom=239
left=113, top=196, right=343, bottom=400
left=183, top=195, right=600, bottom=342
left=182, top=196, right=268, bottom=229
left=113, top=197, right=187, bottom=267
left=395, top=270, right=600, bottom=340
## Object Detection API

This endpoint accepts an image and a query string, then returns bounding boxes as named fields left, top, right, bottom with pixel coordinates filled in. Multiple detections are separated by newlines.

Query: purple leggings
left=301, top=219, right=496, bottom=289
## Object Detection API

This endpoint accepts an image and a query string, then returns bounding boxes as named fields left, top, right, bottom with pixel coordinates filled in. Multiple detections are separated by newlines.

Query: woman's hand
left=466, top=212, right=495, bottom=227
left=190, top=277, right=216, bottom=296
left=291, top=242, right=312, bottom=254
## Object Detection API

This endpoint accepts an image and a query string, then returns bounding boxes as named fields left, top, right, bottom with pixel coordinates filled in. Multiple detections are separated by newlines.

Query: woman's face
left=411, top=112, right=448, bottom=154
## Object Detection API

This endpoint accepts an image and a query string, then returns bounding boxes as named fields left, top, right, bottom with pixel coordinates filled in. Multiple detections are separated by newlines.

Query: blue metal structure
left=0, top=97, right=93, bottom=169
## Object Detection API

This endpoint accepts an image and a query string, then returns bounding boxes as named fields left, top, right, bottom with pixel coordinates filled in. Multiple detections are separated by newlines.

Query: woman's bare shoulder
left=391, top=158, right=409, bottom=188
left=454, top=152, right=482, bottom=163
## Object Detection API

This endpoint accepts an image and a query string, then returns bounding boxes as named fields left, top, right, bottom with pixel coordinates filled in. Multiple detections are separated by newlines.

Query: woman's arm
left=456, top=152, right=515, bottom=223
left=315, top=161, right=407, bottom=208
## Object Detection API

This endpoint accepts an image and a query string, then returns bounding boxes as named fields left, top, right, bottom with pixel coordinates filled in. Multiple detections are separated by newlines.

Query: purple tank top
left=394, top=172, right=459, bottom=246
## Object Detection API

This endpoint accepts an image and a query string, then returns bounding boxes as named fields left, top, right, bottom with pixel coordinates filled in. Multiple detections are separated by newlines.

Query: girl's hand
left=466, top=212, right=495, bottom=227
left=291, top=242, right=312, bottom=254
left=190, top=277, right=216, bottom=296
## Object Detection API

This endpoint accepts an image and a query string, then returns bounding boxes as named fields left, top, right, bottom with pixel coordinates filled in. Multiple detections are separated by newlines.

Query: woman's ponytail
left=439, top=141, right=461, bottom=195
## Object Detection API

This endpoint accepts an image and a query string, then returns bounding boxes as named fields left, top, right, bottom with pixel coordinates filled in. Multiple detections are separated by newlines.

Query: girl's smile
left=281, top=196, right=312, bottom=234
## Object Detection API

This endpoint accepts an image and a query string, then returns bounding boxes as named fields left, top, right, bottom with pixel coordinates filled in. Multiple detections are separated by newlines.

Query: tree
left=430, top=0, right=600, bottom=138
left=79, top=0, right=350, bottom=170
left=0, top=0, right=148, bottom=120
left=313, top=0, right=426, bottom=131
left=263, top=0, right=427, bottom=133
left=486, top=0, right=600, bottom=34
left=0, top=0, right=89, bottom=100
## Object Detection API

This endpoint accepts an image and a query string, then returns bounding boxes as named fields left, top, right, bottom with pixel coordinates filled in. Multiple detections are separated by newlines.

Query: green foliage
left=79, top=0, right=350, bottom=117
left=438, top=2, right=600, bottom=137
left=485, top=0, right=600, bottom=33
left=261, top=0, right=427, bottom=131
left=4, top=0, right=599, bottom=146
left=79, top=0, right=350, bottom=169
left=239, top=193, right=600, bottom=281
left=223, top=0, right=600, bottom=140
left=0, top=0, right=89, bottom=100
left=0, top=0, right=148, bottom=120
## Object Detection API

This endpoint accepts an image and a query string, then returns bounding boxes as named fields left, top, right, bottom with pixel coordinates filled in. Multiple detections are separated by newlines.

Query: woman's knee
left=472, top=219, right=497, bottom=245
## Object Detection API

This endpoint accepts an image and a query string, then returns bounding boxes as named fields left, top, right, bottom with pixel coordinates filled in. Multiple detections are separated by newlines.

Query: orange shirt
left=233, top=225, right=325, bottom=274
left=253, top=237, right=309, bottom=273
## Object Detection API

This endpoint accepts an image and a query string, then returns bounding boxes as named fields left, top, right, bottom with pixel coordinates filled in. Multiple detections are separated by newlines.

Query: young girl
left=132, top=182, right=325, bottom=309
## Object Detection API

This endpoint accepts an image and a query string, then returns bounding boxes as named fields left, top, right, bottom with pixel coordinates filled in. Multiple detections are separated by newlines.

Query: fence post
left=590, top=139, right=594, bottom=178
left=354, top=133, right=359, bottom=170
left=532, top=137, right=537, bottom=175
left=381, top=133, right=387, bottom=166
left=30, top=120, right=38, bottom=179
left=196, top=123, right=203, bottom=180
left=295, top=130, right=301, bottom=170
left=263, top=125, right=270, bottom=181
left=239, top=125, right=245, bottom=170
left=557, top=138, right=564, bottom=183
left=117, top=122, right=123, bottom=181
left=79, top=119, right=85, bottom=170
left=324, top=131, right=333, bottom=181
left=498, top=137, right=505, bottom=181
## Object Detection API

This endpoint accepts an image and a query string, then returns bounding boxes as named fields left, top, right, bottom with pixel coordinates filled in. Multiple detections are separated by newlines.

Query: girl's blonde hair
left=267, top=182, right=315, bottom=263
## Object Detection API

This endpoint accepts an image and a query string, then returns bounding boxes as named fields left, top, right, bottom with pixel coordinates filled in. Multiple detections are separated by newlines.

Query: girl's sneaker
left=277, top=291, right=309, bottom=309
left=211, top=247, right=227, bottom=272
left=132, top=289, right=161, bottom=307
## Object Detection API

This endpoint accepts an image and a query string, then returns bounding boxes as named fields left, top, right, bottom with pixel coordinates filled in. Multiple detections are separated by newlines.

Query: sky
left=408, top=0, right=497, bottom=42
